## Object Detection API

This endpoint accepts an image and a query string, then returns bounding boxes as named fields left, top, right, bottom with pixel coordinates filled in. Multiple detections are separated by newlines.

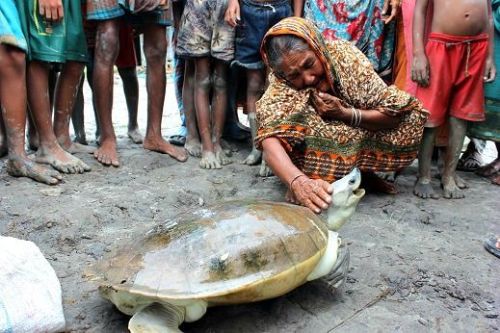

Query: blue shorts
left=233, top=0, right=291, bottom=69
left=0, top=0, right=27, bottom=51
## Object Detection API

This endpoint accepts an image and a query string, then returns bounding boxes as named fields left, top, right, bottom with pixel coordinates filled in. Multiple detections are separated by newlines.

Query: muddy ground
left=0, top=76, right=499, bottom=332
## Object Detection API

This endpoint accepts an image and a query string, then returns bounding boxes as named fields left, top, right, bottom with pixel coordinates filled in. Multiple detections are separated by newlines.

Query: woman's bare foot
left=143, top=136, right=188, bottom=162
left=6, top=157, right=62, bottom=185
left=35, top=144, right=91, bottom=174
left=127, top=128, right=143, bottom=144
left=94, top=139, right=120, bottom=167
left=185, top=136, right=202, bottom=157
left=476, top=159, right=500, bottom=178
left=442, top=176, right=465, bottom=199
left=199, top=151, right=221, bottom=169
left=454, top=174, right=468, bottom=189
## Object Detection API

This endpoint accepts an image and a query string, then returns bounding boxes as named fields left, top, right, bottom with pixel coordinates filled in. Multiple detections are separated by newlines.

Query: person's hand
left=311, top=91, right=347, bottom=121
left=381, top=0, right=400, bottom=24
left=38, top=0, right=63, bottom=22
left=411, top=53, right=430, bottom=87
left=484, top=56, right=497, bottom=83
left=225, top=0, right=240, bottom=27
left=290, top=175, right=332, bottom=214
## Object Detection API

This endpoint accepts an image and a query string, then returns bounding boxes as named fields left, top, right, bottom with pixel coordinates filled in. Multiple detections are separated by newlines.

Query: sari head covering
left=255, top=17, right=428, bottom=181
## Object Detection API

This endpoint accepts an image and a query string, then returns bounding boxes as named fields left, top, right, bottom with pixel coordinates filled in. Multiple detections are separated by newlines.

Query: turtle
left=88, top=168, right=365, bottom=332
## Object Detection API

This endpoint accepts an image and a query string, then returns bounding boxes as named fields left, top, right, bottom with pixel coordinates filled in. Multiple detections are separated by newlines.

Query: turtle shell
left=92, top=200, right=329, bottom=304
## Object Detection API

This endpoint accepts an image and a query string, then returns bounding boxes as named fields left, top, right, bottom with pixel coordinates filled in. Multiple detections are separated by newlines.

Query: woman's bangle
left=289, top=174, right=307, bottom=190
left=350, top=107, right=362, bottom=127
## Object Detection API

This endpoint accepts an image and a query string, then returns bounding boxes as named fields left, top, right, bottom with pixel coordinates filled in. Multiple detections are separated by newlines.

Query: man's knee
left=195, top=74, right=211, bottom=91
left=247, top=78, right=264, bottom=97
left=144, top=40, right=166, bottom=65
left=95, top=22, right=120, bottom=64
left=0, top=46, right=26, bottom=75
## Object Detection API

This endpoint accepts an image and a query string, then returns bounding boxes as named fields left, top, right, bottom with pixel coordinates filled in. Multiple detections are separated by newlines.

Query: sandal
left=168, top=135, right=186, bottom=146
left=484, top=236, right=500, bottom=258
left=457, top=152, right=483, bottom=172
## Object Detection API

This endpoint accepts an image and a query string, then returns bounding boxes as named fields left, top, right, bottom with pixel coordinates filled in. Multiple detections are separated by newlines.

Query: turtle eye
left=349, top=178, right=356, bottom=185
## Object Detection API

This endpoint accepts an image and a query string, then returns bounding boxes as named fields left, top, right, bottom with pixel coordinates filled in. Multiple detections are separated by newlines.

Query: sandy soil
left=0, top=76, right=498, bottom=332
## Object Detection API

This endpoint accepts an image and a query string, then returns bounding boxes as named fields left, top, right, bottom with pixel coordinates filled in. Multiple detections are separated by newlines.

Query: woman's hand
left=311, top=91, right=348, bottom=121
left=290, top=175, right=332, bottom=214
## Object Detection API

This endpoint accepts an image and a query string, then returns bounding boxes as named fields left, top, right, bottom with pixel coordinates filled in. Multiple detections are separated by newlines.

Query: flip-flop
left=484, top=236, right=500, bottom=258
left=168, top=135, right=186, bottom=146
left=457, top=153, right=482, bottom=172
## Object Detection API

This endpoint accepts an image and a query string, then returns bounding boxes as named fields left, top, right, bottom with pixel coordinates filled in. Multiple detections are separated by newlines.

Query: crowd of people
left=0, top=1, right=498, bottom=223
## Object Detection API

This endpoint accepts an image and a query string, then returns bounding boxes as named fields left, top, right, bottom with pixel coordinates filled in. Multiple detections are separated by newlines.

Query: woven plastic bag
left=0, top=236, right=66, bottom=333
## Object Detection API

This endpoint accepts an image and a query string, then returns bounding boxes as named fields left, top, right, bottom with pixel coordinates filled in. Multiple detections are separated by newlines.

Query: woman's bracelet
left=350, top=107, right=362, bottom=127
left=289, top=174, right=307, bottom=190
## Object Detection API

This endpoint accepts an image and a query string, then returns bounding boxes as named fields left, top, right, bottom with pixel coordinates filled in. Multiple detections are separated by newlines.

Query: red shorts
left=416, top=32, right=488, bottom=127
left=115, top=20, right=137, bottom=68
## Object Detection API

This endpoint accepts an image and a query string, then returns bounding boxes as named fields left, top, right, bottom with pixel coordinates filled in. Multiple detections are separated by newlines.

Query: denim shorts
left=233, top=0, right=291, bottom=69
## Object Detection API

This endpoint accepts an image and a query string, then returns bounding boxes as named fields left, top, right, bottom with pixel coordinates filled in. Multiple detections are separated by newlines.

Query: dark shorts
left=86, top=0, right=172, bottom=26
left=15, top=0, right=87, bottom=63
left=233, top=0, right=291, bottom=69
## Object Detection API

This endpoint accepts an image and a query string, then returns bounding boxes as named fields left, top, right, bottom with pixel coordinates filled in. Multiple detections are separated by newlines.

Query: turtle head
left=326, top=168, right=365, bottom=231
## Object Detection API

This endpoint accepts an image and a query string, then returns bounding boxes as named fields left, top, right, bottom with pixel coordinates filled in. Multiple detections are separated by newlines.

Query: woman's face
left=277, top=49, right=330, bottom=92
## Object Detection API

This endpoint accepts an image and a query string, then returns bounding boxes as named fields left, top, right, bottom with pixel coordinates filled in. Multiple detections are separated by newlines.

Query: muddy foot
left=94, top=139, right=120, bottom=167
left=442, top=177, right=465, bottom=199
left=259, top=160, right=273, bottom=177
left=143, top=136, right=188, bottom=162
left=185, top=137, right=202, bottom=158
left=200, top=151, right=221, bottom=169
left=6, top=157, right=62, bottom=185
left=413, top=178, right=439, bottom=199
left=35, top=145, right=91, bottom=174
left=242, top=148, right=262, bottom=165
left=455, top=174, right=468, bottom=189
left=128, top=128, right=143, bottom=144
left=214, top=144, right=232, bottom=166
left=64, top=142, right=95, bottom=154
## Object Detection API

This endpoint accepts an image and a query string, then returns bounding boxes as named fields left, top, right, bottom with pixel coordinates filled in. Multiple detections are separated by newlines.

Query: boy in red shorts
left=412, top=0, right=496, bottom=199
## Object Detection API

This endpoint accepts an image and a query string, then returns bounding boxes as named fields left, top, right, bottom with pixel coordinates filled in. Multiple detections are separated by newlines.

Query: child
left=88, top=0, right=187, bottom=167
left=0, top=0, right=62, bottom=184
left=412, top=0, right=496, bottom=199
left=176, top=0, right=235, bottom=169
left=225, top=0, right=294, bottom=176
left=15, top=0, right=91, bottom=174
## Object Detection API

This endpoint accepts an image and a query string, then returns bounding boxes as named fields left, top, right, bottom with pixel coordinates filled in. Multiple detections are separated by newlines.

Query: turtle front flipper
left=129, top=303, right=185, bottom=333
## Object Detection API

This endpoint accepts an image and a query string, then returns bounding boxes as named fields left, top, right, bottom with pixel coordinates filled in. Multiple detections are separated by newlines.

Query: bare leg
left=117, top=66, right=143, bottom=144
left=242, top=69, right=265, bottom=165
left=194, top=57, right=220, bottom=169
left=183, top=60, right=201, bottom=157
left=53, top=61, right=94, bottom=154
left=0, top=45, right=61, bottom=184
left=414, top=127, right=440, bottom=199
left=0, top=108, right=6, bottom=157
left=141, top=24, right=187, bottom=162
left=212, top=60, right=231, bottom=166
left=442, top=117, right=467, bottom=199
left=27, top=60, right=90, bottom=173
left=71, top=77, right=88, bottom=145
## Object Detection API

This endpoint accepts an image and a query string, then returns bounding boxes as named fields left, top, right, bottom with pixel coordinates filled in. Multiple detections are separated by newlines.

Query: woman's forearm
left=330, top=107, right=402, bottom=131
left=261, top=137, right=305, bottom=187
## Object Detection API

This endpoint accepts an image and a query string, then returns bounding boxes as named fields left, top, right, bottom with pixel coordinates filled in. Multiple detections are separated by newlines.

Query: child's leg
left=117, top=66, right=142, bottom=144
left=53, top=60, right=93, bottom=153
left=212, top=59, right=231, bottom=166
left=141, top=23, right=187, bottom=162
left=183, top=60, right=201, bottom=157
left=0, top=45, right=62, bottom=184
left=441, top=117, right=467, bottom=198
left=27, top=60, right=90, bottom=174
left=242, top=68, right=265, bottom=165
left=195, top=57, right=219, bottom=169
left=93, top=19, right=120, bottom=166
left=0, top=107, right=6, bottom=157
left=71, top=76, right=87, bottom=145
left=414, top=127, right=439, bottom=199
